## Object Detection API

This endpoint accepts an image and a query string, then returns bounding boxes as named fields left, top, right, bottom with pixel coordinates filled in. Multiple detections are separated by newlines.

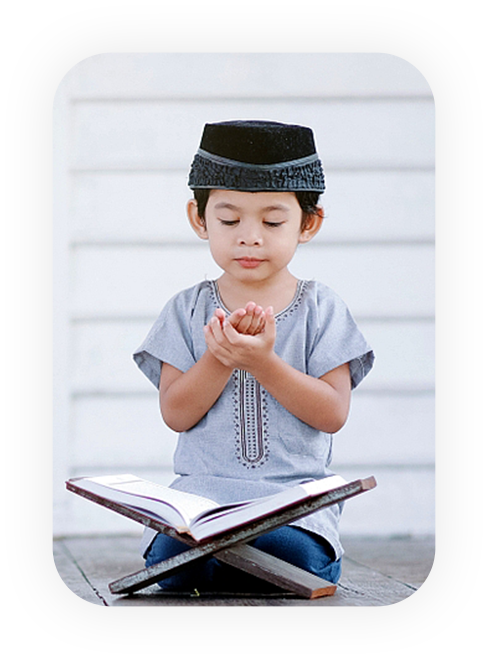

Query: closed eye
left=219, top=219, right=239, bottom=226
left=264, top=221, right=285, bottom=227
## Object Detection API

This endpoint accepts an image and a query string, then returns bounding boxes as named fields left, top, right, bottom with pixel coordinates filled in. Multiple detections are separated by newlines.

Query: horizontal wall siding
left=71, top=99, right=434, bottom=170
left=54, top=54, right=434, bottom=537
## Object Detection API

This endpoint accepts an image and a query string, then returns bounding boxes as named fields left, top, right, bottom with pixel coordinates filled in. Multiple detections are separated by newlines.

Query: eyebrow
left=262, top=204, right=290, bottom=213
left=214, top=202, right=241, bottom=211
left=213, top=202, right=291, bottom=213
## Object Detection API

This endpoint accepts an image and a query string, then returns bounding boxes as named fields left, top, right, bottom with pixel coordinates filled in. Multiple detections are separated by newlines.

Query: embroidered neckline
left=208, top=279, right=308, bottom=322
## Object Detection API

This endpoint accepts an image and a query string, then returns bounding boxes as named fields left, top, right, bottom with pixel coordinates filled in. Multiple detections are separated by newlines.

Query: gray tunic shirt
left=134, top=279, right=374, bottom=559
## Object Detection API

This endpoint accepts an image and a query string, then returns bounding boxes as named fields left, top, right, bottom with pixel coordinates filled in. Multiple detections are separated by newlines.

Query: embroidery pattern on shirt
left=208, top=278, right=309, bottom=469
left=275, top=279, right=308, bottom=325
left=233, top=370, right=270, bottom=468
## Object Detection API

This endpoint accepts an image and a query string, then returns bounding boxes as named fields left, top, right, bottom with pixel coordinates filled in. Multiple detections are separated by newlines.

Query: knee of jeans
left=252, top=528, right=300, bottom=562
left=253, top=527, right=339, bottom=575
left=144, top=534, right=188, bottom=568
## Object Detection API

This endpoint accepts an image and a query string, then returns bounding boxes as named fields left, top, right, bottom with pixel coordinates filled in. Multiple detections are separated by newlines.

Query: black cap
left=188, top=120, right=325, bottom=192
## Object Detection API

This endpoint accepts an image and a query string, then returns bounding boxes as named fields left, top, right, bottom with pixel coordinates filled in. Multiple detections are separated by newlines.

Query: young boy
left=134, top=120, right=374, bottom=591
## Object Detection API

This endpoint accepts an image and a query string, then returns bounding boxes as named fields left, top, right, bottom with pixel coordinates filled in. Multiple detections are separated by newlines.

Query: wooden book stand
left=66, top=476, right=376, bottom=599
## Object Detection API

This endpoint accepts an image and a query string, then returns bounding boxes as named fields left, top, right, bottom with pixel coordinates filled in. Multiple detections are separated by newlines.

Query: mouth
left=235, top=258, right=265, bottom=269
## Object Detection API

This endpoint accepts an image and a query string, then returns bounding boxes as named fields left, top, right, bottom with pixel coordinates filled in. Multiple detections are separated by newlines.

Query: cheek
left=275, top=233, right=301, bottom=255
left=207, top=237, right=228, bottom=265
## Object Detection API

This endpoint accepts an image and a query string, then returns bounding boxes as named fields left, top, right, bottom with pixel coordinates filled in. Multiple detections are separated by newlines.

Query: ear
left=298, top=207, right=324, bottom=244
left=187, top=199, right=208, bottom=240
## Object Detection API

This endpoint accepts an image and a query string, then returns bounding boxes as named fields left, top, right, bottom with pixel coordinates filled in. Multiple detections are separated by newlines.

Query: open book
left=66, top=473, right=375, bottom=542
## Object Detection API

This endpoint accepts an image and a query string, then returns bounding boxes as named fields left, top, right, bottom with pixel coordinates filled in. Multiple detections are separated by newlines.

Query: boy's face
left=188, top=189, right=322, bottom=285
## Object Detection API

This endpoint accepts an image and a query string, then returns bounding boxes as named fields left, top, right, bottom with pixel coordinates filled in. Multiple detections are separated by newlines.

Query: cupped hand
left=213, top=302, right=265, bottom=336
left=204, top=306, right=275, bottom=372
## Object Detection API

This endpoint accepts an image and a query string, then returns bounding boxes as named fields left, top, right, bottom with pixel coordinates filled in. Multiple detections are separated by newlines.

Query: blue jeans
left=145, top=526, right=342, bottom=592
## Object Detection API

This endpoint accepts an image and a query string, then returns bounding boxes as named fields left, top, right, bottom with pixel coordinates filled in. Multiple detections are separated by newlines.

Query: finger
left=244, top=308, right=259, bottom=335
left=204, top=326, right=233, bottom=366
left=230, top=308, right=249, bottom=332
left=203, top=323, right=217, bottom=352
left=204, top=321, right=217, bottom=343
left=222, top=319, right=245, bottom=345
left=214, top=308, right=227, bottom=326
left=255, top=316, right=266, bottom=335
left=249, top=305, right=264, bottom=335
left=239, top=302, right=263, bottom=335
left=205, top=321, right=233, bottom=354
left=244, top=301, right=257, bottom=314
left=263, top=306, right=275, bottom=336
left=235, top=302, right=256, bottom=333
left=209, top=315, right=228, bottom=344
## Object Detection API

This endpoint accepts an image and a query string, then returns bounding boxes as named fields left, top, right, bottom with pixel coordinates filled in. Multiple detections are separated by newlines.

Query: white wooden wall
left=53, top=53, right=434, bottom=538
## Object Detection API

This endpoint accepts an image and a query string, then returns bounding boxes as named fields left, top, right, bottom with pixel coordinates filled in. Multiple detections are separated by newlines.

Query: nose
left=238, top=222, right=263, bottom=246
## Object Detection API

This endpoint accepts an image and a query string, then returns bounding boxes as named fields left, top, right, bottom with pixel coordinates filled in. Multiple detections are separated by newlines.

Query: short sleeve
left=307, top=284, right=374, bottom=389
left=133, top=290, right=197, bottom=390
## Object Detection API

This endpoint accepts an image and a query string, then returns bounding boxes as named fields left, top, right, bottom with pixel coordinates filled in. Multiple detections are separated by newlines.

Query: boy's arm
left=253, top=356, right=351, bottom=434
left=159, top=304, right=263, bottom=432
left=159, top=350, right=233, bottom=432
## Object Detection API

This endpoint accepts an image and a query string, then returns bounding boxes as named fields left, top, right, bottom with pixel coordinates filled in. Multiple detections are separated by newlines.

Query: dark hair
left=193, top=189, right=321, bottom=229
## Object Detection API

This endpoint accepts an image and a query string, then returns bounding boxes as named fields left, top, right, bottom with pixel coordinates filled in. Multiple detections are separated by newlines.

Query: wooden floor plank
left=53, top=534, right=434, bottom=607
left=342, top=536, right=435, bottom=588
left=53, top=540, right=106, bottom=605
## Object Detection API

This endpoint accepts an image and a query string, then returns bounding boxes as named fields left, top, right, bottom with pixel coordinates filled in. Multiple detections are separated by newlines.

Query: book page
left=300, top=475, right=347, bottom=496
left=150, top=486, right=220, bottom=521
left=85, top=475, right=219, bottom=524
left=189, top=475, right=350, bottom=540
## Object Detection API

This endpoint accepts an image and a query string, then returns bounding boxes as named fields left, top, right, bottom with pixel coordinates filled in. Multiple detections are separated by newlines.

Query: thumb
left=264, top=306, right=275, bottom=335
left=222, top=318, right=240, bottom=342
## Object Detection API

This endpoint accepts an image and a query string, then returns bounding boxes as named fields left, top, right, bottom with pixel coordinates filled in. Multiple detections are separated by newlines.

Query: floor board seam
left=59, top=540, right=110, bottom=606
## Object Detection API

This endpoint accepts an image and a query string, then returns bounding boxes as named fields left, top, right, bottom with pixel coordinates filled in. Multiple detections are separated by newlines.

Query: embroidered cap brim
left=188, top=120, right=326, bottom=193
